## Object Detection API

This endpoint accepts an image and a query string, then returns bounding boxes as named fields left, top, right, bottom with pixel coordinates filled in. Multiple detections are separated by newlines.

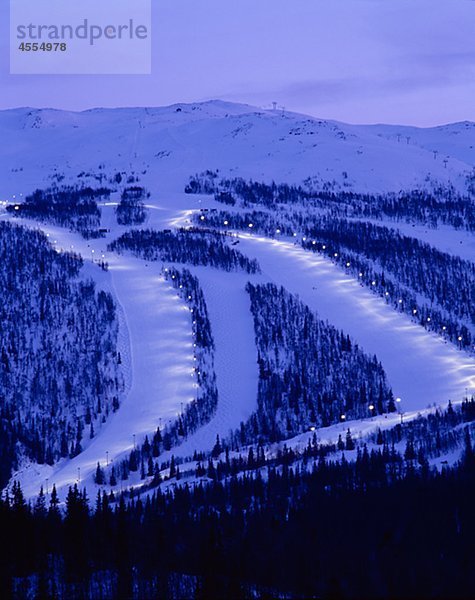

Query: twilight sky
left=1, top=0, right=474, bottom=125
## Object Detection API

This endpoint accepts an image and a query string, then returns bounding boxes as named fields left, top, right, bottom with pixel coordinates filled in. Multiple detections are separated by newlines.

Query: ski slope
left=1, top=100, right=475, bottom=500
left=235, top=233, right=475, bottom=413
left=4, top=194, right=475, bottom=499
left=157, top=267, right=260, bottom=461
left=5, top=215, right=197, bottom=498
left=4, top=206, right=260, bottom=498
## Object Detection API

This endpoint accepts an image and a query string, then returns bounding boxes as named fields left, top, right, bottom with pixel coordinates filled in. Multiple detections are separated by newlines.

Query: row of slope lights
left=199, top=215, right=469, bottom=347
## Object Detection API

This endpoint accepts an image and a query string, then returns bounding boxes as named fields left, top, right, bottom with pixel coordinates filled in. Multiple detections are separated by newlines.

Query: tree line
left=4, top=411, right=475, bottom=599
left=186, top=173, right=475, bottom=231
left=7, top=185, right=111, bottom=238
left=108, top=228, right=260, bottom=273
left=199, top=209, right=474, bottom=352
left=115, top=186, right=148, bottom=226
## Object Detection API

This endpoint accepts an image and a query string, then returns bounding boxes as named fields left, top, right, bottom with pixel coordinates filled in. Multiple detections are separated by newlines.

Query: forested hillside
left=109, top=228, right=260, bottom=273
left=4, top=402, right=475, bottom=599
left=233, top=283, right=394, bottom=444
left=7, top=186, right=109, bottom=238
left=0, top=222, right=123, bottom=487
left=0, top=101, right=474, bottom=599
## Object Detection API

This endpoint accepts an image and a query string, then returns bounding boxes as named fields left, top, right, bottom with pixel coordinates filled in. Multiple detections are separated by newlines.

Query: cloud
left=270, top=53, right=475, bottom=105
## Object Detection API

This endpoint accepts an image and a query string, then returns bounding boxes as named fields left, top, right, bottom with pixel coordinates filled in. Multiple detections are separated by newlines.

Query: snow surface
left=4, top=206, right=260, bottom=498
left=157, top=267, right=260, bottom=462
left=1, top=100, right=475, bottom=500
left=9, top=200, right=474, bottom=500
left=0, top=101, right=473, bottom=201
left=358, top=219, right=475, bottom=263
left=4, top=214, right=197, bottom=498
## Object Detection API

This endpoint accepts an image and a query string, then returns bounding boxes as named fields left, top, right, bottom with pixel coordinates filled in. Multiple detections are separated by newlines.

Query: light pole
left=396, top=397, right=403, bottom=423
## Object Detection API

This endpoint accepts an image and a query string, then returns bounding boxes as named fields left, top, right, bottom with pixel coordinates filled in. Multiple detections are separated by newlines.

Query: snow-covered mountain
left=0, top=100, right=475, bottom=506
left=0, top=100, right=474, bottom=200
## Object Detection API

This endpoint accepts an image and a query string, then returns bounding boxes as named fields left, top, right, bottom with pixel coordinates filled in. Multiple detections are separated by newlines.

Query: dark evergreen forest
left=4, top=410, right=475, bottom=599
left=0, top=170, right=473, bottom=599
left=231, top=283, right=394, bottom=444
left=0, top=222, right=123, bottom=488
left=7, top=186, right=110, bottom=238
left=187, top=173, right=475, bottom=231
left=109, top=228, right=260, bottom=273
left=115, top=187, right=148, bottom=226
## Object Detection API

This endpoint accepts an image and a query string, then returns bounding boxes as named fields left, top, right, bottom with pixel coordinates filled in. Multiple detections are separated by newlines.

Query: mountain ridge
left=0, top=100, right=473, bottom=198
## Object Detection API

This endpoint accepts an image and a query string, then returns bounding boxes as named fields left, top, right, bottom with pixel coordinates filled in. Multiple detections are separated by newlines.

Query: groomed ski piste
left=0, top=101, right=474, bottom=501
left=2, top=196, right=474, bottom=501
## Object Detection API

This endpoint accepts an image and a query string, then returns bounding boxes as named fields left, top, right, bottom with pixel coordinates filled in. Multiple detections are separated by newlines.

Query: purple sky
left=1, top=0, right=475, bottom=126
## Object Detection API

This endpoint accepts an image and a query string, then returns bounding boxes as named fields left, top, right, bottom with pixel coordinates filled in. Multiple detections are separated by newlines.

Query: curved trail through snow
left=236, top=233, right=475, bottom=414
left=6, top=218, right=196, bottom=499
